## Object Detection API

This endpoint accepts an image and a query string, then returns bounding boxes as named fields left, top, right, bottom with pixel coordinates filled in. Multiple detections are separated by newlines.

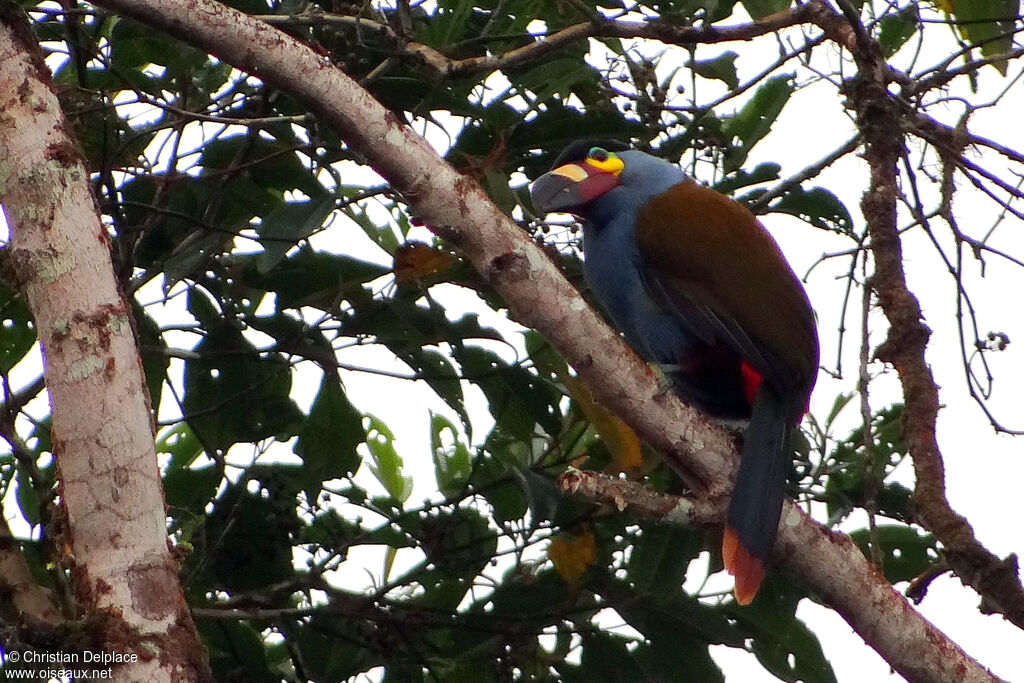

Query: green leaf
left=431, top=412, right=472, bottom=498
left=506, top=56, right=601, bottom=103
left=740, top=0, right=791, bottom=20
left=199, top=134, right=321, bottom=197
left=413, top=348, right=472, bottom=440
left=825, top=404, right=911, bottom=522
left=486, top=566, right=568, bottom=620
left=202, top=481, right=299, bottom=592
left=575, top=632, right=645, bottom=683
left=690, top=51, right=740, bottom=90
left=0, top=286, right=36, bottom=374
left=722, top=74, right=794, bottom=172
left=634, top=635, right=724, bottom=683
left=714, top=162, right=781, bottom=195
left=771, top=185, right=854, bottom=233
left=295, top=616, right=375, bottom=681
left=109, top=18, right=189, bottom=69
left=470, top=455, right=528, bottom=524
left=825, top=391, right=856, bottom=429
left=878, top=5, right=919, bottom=58
left=516, top=101, right=645, bottom=179
left=595, top=572, right=743, bottom=648
left=16, top=463, right=41, bottom=526
left=339, top=195, right=402, bottom=256
left=182, top=323, right=303, bottom=451
left=415, top=0, right=477, bottom=46
left=626, top=523, right=702, bottom=594
left=519, top=468, right=565, bottom=523
left=454, top=345, right=562, bottom=441
left=14, top=420, right=52, bottom=527
left=294, top=375, right=365, bottom=487
left=849, top=525, right=937, bottom=584
left=948, top=0, right=1019, bottom=75
left=256, top=194, right=336, bottom=272
left=163, top=465, right=221, bottom=516
left=241, top=246, right=389, bottom=310
left=364, top=414, right=414, bottom=503
left=417, top=507, right=496, bottom=578
left=133, top=302, right=167, bottom=413
left=200, top=620, right=278, bottom=683
left=731, top=575, right=837, bottom=683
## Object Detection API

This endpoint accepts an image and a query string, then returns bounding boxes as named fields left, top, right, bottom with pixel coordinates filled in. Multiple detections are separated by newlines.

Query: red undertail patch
left=739, top=360, right=763, bottom=407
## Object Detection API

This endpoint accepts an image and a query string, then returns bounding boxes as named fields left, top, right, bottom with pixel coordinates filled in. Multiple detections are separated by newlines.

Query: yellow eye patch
left=586, top=150, right=624, bottom=175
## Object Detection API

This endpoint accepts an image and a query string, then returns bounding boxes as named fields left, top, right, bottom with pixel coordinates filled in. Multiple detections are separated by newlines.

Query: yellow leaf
left=383, top=545, right=397, bottom=583
left=392, top=241, right=457, bottom=284
left=527, top=334, right=646, bottom=474
left=563, top=375, right=644, bottom=474
left=548, top=531, right=596, bottom=587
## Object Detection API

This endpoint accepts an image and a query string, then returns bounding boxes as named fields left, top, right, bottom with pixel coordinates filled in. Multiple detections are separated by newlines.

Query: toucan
left=530, top=141, right=819, bottom=604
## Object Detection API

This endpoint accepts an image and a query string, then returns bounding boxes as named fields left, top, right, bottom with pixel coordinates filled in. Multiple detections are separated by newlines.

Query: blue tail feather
left=726, top=388, right=793, bottom=564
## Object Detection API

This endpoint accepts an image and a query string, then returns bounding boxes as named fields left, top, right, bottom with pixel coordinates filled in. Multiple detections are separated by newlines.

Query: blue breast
left=579, top=152, right=691, bottom=365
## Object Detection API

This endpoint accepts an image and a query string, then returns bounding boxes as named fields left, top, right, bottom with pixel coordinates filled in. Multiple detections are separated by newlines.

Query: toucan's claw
left=652, top=363, right=681, bottom=396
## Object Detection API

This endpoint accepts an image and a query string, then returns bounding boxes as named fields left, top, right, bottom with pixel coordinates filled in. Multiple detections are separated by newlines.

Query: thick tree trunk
left=0, top=7, right=210, bottom=681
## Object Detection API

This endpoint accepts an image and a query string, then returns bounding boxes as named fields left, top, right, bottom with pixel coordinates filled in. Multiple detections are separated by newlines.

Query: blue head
left=530, top=143, right=685, bottom=228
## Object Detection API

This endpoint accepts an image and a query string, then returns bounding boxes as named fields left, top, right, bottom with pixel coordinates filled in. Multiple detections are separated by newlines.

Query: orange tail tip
left=723, top=526, right=766, bottom=605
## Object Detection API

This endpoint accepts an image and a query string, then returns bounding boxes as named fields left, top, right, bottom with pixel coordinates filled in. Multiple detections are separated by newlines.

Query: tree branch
left=81, top=0, right=1005, bottom=680
left=257, top=3, right=840, bottom=80
left=824, top=0, right=1024, bottom=631
left=0, top=515, right=61, bottom=626
left=557, top=468, right=1002, bottom=683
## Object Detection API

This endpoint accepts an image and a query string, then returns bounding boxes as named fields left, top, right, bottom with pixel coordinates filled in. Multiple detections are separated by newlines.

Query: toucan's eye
left=589, top=147, right=609, bottom=162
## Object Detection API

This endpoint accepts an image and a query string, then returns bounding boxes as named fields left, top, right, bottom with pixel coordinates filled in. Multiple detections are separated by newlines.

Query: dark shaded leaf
left=850, top=525, right=937, bottom=584
left=454, top=345, right=562, bottom=441
left=722, top=74, right=794, bottom=172
left=295, top=616, right=376, bottom=681
left=294, top=374, right=365, bottom=487
left=164, top=465, right=221, bottom=517
left=633, top=634, right=724, bottom=683
left=201, top=478, right=301, bottom=592
left=878, top=4, right=920, bottom=57
left=572, top=631, right=645, bottom=683
left=182, top=310, right=303, bottom=451
left=255, top=194, right=336, bottom=272
left=740, top=0, right=791, bottom=19
left=714, top=162, right=781, bottom=196
left=133, top=302, right=167, bottom=412
left=199, top=620, right=278, bottom=683
left=241, top=246, right=389, bottom=310
left=626, top=523, right=703, bottom=594
left=731, top=574, right=837, bottom=683
left=771, top=185, right=854, bottom=233
left=690, top=51, right=740, bottom=90
left=0, top=286, right=36, bottom=374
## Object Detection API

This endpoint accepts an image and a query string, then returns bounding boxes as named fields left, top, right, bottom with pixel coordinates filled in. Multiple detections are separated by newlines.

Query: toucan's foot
left=652, top=363, right=681, bottom=396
